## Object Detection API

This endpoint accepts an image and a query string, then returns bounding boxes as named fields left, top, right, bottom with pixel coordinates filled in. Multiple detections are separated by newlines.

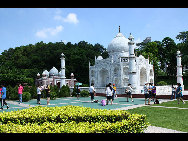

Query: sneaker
left=0, top=107, right=3, bottom=110
left=7, top=106, right=9, bottom=109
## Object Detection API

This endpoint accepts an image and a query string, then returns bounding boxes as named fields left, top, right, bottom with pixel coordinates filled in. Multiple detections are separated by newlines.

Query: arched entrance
left=140, top=67, right=147, bottom=86
left=99, top=68, right=109, bottom=87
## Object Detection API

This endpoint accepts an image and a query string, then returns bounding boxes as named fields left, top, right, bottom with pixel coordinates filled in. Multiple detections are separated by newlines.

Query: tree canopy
left=0, top=41, right=108, bottom=86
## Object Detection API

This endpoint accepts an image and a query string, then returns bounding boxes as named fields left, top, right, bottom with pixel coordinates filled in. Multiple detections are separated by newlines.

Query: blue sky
left=0, top=8, right=188, bottom=54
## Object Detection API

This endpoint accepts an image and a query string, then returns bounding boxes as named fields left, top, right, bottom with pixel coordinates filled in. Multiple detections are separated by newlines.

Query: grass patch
left=127, top=100, right=188, bottom=132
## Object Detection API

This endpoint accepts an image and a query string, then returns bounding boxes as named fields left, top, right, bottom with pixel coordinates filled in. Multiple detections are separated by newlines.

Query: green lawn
left=127, top=100, right=188, bottom=132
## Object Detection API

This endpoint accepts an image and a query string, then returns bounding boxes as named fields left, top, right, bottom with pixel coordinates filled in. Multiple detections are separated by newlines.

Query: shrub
left=50, top=92, right=57, bottom=100
left=80, top=90, right=89, bottom=97
left=0, top=105, right=149, bottom=133
left=157, top=81, right=167, bottom=86
left=7, top=85, right=18, bottom=100
left=59, top=85, right=70, bottom=97
left=22, top=92, right=31, bottom=102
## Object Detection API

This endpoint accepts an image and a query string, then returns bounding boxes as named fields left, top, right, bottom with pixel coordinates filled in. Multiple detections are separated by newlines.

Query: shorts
left=46, top=93, right=50, bottom=98
left=176, top=94, right=183, bottom=98
left=107, top=96, right=113, bottom=100
left=144, top=93, right=149, bottom=98
left=126, top=92, right=131, bottom=96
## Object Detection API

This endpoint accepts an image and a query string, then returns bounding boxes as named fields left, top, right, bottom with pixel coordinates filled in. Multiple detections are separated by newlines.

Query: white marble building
left=89, top=27, right=154, bottom=94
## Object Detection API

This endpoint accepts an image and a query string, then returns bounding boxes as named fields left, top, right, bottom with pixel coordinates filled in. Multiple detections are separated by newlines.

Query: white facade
left=177, top=50, right=183, bottom=86
left=36, top=53, right=77, bottom=88
left=89, top=28, right=154, bottom=94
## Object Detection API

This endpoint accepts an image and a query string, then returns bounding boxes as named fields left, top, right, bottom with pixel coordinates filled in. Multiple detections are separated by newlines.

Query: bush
left=157, top=81, right=168, bottom=86
left=80, top=90, right=89, bottom=97
left=59, top=85, right=70, bottom=97
left=7, top=85, right=18, bottom=100
left=50, top=92, right=57, bottom=100
left=22, top=92, right=31, bottom=102
left=0, top=105, right=149, bottom=133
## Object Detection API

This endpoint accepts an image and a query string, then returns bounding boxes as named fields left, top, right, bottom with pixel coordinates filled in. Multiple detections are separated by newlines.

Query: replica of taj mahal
left=36, top=26, right=184, bottom=95
left=89, top=26, right=154, bottom=94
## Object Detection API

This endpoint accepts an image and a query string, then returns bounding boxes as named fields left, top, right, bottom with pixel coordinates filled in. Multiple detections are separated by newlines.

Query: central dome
left=107, top=32, right=129, bottom=53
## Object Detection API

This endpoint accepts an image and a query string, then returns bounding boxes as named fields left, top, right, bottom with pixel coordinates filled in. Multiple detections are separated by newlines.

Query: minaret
left=60, top=53, right=66, bottom=87
left=128, top=33, right=137, bottom=93
left=177, top=50, right=183, bottom=86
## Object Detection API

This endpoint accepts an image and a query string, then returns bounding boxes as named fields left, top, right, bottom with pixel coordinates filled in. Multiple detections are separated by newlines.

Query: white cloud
left=63, top=13, right=79, bottom=24
left=54, top=13, right=79, bottom=24
left=35, top=25, right=63, bottom=38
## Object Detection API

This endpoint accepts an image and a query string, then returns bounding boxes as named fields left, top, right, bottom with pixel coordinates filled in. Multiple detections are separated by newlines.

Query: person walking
left=171, top=84, right=176, bottom=100
left=176, top=83, right=185, bottom=104
left=0, top=84, right=9, bottom=110
left=125, top=83, right=134, bottom=102
left=106, top=83, right=113, bottom=105
left=112, top=84, right=117, bottom=101
left=151, top=83, right=156, bottom=102
left=144, top=83, right=150, bottom=105
left=45, top=85, right=51, bottom=105
left=37, top=85, right=42, bottom=104
left=76, top=85, right=81, bottom=100
left=89, top=83, right=95, bottom=103
left=18, top=84, right=24, bottom=104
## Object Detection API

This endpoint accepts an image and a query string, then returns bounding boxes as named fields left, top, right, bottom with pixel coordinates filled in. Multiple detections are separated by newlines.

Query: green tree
left=161, top=37, right=177, bottom=77
left=176, top=31, right=188, bottom=67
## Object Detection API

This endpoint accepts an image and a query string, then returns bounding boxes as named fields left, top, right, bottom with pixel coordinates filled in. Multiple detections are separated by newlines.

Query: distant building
left=35, top=53, right=77, bottom=88
left=143, top=37, right=151, bottom=43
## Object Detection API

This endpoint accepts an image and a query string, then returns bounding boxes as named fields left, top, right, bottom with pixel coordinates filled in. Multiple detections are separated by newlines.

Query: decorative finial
left=119, top=26, right=120, bottom=33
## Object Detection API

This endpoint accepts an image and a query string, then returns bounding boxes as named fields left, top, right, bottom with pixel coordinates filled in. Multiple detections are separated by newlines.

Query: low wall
left=69, top=86, right=188, bottom=100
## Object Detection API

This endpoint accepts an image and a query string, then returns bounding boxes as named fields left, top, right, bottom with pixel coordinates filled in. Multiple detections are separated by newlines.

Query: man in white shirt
left=89, top=83, right=95, bottom=103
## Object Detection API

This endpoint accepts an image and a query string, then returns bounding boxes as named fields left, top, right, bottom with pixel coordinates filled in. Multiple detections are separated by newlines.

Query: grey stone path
left=144, top=126, right=187, bottom=133
left=7, top=101, right=35, bottom=108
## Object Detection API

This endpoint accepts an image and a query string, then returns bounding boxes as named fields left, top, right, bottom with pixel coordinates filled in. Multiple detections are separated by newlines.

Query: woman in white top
left=125, top=83, right=134, bottom=102
left=106, top=83, right=113, bottom=105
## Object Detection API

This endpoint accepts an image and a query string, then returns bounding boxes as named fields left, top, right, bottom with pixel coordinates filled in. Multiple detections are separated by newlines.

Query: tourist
left=112, top=84, right=117, bottom=101
left=76, top=85, right=81, bottom=100
left=106, top=83, right=113, bottom=105
left=0, top=84, right=9, bottom=110
left=151, top=83, right=156, bottom=102
left=125, top=83, right=134, bottom=102
left=144, top=83, right=150, bottom=105
left=176, top=83, right=185, bottom=104
left=45, top=85, right=51, bottom=105
left=171, top=84, right=176, bottom=100
left=18, top=84, right=24, bottom=104
left=89, top=83, right=95, bottom=103
left=37, top=85, right=42, bottom=104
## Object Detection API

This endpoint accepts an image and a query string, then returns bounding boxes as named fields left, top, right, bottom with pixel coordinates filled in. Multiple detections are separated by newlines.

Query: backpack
left=154, top=99, right=159, bottom=104
left=101, top=99, right=106, bottom=106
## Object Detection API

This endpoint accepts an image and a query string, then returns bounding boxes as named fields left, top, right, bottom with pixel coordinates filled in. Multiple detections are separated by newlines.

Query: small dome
left=49, top=67, right=59, bottom=76
left=107, top=32, right=129, bottom=53
left=97, top=56, right=103, bottom=60
left=42, top=70, right=49, bottom=76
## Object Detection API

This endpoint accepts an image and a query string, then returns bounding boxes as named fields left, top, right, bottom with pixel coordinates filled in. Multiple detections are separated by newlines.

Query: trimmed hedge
left=0, top=105, right=149, bottom=133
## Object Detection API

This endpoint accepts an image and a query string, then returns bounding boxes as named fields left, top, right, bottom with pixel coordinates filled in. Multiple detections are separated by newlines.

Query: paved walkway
left=1, top=97, right=187, bottom=133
